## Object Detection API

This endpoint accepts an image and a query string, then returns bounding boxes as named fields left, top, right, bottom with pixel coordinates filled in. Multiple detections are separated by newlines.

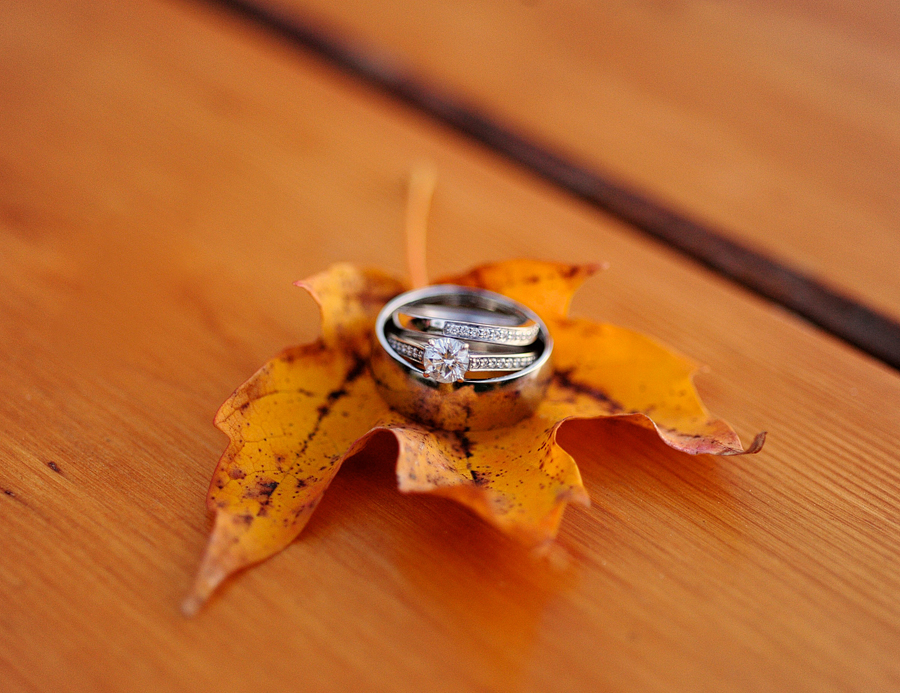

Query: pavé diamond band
left=392, top=304, right=539, bottom=346
left=371, top=285, right=553, bottom=431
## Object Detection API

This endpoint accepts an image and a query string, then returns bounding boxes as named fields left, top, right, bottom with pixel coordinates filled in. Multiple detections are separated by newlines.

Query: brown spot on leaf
left=553, top=368, right=624, bottom=412
left=456, top=431, right=474, bottom=459
left=299, top=356, right=367, bottom=456
left=249, top=479, right=279, bottom=499
left=469, top=469, right=488, bottom=486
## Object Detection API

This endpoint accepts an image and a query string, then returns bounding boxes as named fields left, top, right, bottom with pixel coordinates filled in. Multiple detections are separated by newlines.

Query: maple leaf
left=183, top=260, right=764, bottom=615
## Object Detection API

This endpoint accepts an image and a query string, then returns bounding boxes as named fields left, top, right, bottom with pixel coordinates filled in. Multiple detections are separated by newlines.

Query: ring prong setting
left=423, top=337, right=470, bottom=383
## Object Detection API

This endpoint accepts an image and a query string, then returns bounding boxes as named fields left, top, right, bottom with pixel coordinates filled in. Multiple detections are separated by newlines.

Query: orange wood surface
left=1, top=1, right=899, bottom=691
left=271, top=0, right=900, bottom=321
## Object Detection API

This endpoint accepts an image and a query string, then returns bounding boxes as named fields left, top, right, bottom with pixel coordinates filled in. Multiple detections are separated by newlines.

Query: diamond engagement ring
left=371, top=285, right=553, bottom=431
left=387, top=333, right=538, bottom=382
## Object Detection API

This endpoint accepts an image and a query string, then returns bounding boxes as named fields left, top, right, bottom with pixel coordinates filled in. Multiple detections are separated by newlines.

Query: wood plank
left=1, top=0, right=899, bottom=691
left=261, top=0, right=900, bottom=327
left=192, top=1, right=900, bottom=371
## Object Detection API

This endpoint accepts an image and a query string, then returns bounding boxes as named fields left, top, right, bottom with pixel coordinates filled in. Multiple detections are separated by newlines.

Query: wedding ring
left=392, top=304, right=539, bottom=346
left=387, top=333, right=538, bottom=380
left=371, top=285, right=553, bottom=431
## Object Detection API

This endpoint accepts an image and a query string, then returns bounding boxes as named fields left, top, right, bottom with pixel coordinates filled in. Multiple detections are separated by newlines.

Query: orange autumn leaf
left=295, top=263, right=407, bottom=356
left=184, top=260, right=764, bottom=614
left=376, top=409, right=589, bottom=546
left=439, top=259, right=602, bottom=325
left=183, top=267, right=402, bottom=615
left=544, top=319, right=765, bottom=455
left=445, top=260, right=764, bottom=455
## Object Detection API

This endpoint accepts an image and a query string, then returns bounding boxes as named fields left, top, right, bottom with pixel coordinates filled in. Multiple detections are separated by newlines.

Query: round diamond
left=423, top=338, right=469, bottom=383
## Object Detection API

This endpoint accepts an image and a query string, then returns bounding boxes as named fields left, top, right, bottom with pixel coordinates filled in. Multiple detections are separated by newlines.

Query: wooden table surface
left=272, top=0, right=900, bottom=322
left=1, top=1, right=899, bottom=691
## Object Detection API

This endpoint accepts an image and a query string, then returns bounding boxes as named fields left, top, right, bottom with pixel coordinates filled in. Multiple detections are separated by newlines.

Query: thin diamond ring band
left=392, top=304, right=539, bottom=347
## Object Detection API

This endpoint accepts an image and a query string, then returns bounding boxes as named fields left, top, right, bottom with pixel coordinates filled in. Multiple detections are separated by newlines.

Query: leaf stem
left=405, top=164, right=437, bottom=289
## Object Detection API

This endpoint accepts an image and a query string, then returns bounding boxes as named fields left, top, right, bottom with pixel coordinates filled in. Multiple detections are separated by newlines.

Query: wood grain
left=1, top=0, right=899, bottom=691
left=192, top=0, right=900, bottom=371
left=265, top=0, right=900, bottom=325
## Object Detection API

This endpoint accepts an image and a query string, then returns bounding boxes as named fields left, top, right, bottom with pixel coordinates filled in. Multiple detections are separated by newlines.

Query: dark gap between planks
left=199, top=0, right=900, bottom=371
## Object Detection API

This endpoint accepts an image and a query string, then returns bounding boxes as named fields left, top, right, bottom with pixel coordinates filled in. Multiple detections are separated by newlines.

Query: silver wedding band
left=371, top=285, right=554, bottom=430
